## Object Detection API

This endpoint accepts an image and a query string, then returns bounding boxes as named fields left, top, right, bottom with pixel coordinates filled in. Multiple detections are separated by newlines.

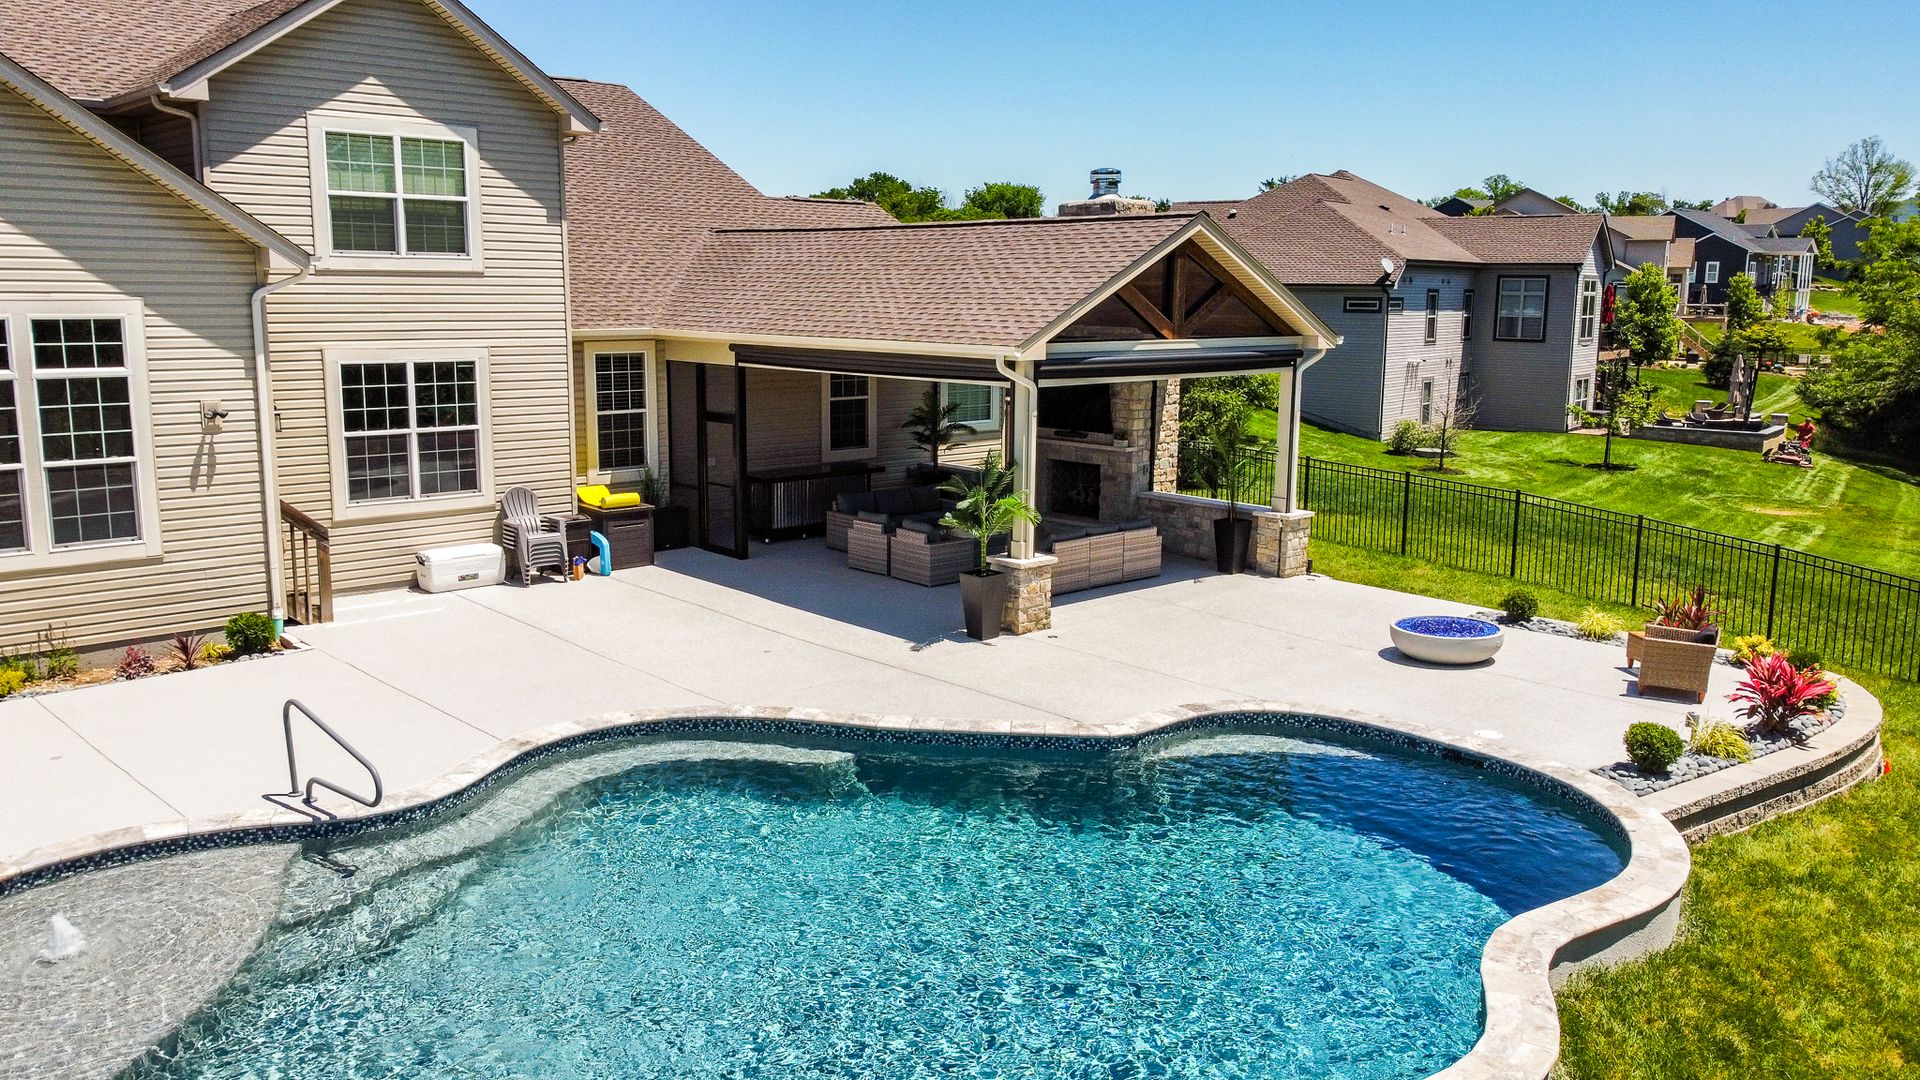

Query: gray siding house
left=1180, top=173, right=1610, bottom=438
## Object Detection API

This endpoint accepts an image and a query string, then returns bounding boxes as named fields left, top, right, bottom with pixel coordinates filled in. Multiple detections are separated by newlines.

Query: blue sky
left=471, top=0, right=1920, bottom=212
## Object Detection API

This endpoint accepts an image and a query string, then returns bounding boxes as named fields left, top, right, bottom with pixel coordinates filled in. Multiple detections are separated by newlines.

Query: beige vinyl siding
left=0, top=89, right=268, bottom=651
left=200, top=0, right=572, bottom=591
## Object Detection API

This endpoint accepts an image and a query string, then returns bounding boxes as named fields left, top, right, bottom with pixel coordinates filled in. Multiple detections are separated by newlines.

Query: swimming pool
left=116, top=724, right=1624, bottom=1080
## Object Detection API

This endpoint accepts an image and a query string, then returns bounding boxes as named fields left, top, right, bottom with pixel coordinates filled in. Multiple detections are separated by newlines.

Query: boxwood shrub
left=1625, top=721, right=1685, bottom=773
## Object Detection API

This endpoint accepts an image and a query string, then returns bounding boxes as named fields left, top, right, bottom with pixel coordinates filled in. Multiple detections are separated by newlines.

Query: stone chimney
left=1057, top=167, right=1159, bottom=218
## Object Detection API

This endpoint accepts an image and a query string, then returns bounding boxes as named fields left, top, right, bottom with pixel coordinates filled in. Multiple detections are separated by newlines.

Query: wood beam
left=1182, top=282, right=1228, bottom=330
left=1180, top=242, right=1290, bottom=335
left=1117, top=283, right=1178, bottom=339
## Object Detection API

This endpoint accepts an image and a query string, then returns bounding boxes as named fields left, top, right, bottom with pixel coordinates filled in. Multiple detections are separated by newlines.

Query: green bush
left=1732, top=633, right=1777, bottom=666
left=224, top=612, right=278, bottom=656
left=1386, top=419, right=1427, bottom=454
left=0, top=654, right=38, bottom=684
left=1500, top=590, right=1540, bottom=624
left=0, top=668, right=24, bottom=698
left=1574, top=606, right=1625, bottom=641
left=1625, top=721, right=1686, bottom=772
left=1686, top=715, right=1754, bottom=762
left=1786, top=647, right=1824, bottom=671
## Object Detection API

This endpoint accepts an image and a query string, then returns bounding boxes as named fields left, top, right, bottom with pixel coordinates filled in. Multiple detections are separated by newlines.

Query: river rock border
left=0, top=699, right=1695, bottom=1080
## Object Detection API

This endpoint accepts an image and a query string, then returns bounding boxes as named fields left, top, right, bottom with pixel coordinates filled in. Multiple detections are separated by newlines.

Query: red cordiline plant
left=1729, top=653, right=1837, bottom=736
left=1651, top=585, right=1724, bottom=631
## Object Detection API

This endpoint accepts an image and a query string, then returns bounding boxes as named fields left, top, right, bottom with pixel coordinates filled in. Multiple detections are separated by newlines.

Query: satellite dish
left=1380, top=257, right=1396, bottom=276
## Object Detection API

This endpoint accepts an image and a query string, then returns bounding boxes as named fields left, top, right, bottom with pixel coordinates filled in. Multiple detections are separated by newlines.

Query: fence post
left=1507, top=489, right=1522, bottom=578
left=1630, top=515, right=1646, bottom=608
left=1766, top=544, right=1783, bottom=638
left=1400, top=470, right=1412, bottom=556
left=1302, top=456, right=1312, bottom=508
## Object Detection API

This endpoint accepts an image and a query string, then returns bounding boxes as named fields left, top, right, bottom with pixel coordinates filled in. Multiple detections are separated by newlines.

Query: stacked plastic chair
left=499, top=485, right=569, bottom=585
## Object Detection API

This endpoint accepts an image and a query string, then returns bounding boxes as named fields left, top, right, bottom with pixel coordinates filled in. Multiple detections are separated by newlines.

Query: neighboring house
left=1489, top=188, right=1579, bottom=216
left=1739, top=201, right=1868, bottom=270
left=1175, top=172, right=1611, bottom=438
left=1431, top=195, right=1490, bottom=217
left=1712, top=195, right=1777, bottom=219
left=1606, top=216, right=1694, bottom=310
left=1665, top=208, right=1814, bottom=315
left=0, top=1, right=1339, bottom=651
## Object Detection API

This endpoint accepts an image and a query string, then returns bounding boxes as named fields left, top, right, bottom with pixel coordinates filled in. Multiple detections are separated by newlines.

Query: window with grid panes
left=323, top=129, right=469, bottom=255
left=593, top=352, right=647, bottom=469
left=340, top=359, right=479, bottom=503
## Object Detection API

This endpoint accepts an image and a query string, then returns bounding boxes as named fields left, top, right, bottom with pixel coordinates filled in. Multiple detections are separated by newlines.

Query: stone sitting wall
left=1136, top=492, right=1312, bottom=577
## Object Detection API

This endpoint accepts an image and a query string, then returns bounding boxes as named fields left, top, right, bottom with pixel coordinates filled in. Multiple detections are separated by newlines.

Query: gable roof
left=0, top=47, right=308, bottom=267
left=1607, top=215, right=1677, bottom=241
left=1173, top=171, right=1603, bottom=284
left=1490, top=187, right=1578, bottom=215
left=0, top=0, right=598, bottom=129
left=1668, top=206, right=1812, bottom=255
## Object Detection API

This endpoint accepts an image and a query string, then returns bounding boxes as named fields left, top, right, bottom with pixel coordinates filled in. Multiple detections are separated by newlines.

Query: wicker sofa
left=825, top=485, right=948, bottom=551
left=1631, top=624, right=1719, bottom=703
left=1041, top=519, right=1161, bottom=595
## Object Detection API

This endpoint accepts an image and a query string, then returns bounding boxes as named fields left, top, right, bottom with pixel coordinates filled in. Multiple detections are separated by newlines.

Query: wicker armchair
left=889, top=524, right=976, bottom=587
left=845, top=518, right=892, bottom=575
left=1634, top=625, right=1719, bottom=703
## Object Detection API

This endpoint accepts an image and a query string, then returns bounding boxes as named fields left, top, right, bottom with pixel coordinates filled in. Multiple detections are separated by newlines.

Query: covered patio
left=573, top=211, right=1340, bottom=633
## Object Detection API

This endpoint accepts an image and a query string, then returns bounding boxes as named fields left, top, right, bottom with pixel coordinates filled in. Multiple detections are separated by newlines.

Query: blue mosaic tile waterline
left=1394, top=616, right=1502, bottom=639
left=130, top=732, right=1622, bottom=1080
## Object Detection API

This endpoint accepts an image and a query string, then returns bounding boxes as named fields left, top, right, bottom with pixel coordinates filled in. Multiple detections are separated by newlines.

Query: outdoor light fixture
left=201, top=400, right=230, bottom=434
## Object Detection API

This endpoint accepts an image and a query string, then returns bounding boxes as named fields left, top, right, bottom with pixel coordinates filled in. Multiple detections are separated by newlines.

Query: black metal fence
left=1179, top=442, right=1920, bottom=679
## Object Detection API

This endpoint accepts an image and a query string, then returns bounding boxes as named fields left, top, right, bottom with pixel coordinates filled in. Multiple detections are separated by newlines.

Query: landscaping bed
left=1594, top=698, right=1847, bottom=795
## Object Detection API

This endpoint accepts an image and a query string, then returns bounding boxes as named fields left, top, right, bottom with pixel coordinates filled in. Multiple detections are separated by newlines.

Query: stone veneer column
left=1153, top=379, right=1181, bottom=492
left=1251, top=509, right=1314, bottom=577
left=989, top=553, right=1059, bottom=634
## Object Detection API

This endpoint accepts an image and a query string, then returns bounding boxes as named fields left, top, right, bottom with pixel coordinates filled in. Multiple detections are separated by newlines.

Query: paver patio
left=0, top=544, right=1749, bottom=863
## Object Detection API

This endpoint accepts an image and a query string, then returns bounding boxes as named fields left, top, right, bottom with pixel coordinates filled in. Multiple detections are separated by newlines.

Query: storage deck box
left=415, top=543, right=505, bottom=593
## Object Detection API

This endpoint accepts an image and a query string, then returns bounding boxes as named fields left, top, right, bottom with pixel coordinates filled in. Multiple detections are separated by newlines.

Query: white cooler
left=415, top=542, right=505, bottom=593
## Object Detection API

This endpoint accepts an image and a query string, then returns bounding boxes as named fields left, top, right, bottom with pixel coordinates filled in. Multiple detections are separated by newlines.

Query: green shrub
left=1386, top=419, right=1427, bottom=454
left=1732, top=634, right=1777, bottom=666
left=1686, top=715, right=1754, bottom=762
left=224, top=612, right=278, bottom=656
left=197, top=641, right=234, bottom=666
left=0, top=654, right=37, bottom=684
left=1625, top=721, right=1686, bottom=772
left=1500, top=590, right=1540, bottom=624
left=1786, top=647, right=1824, bottom=670
left=0, top=668, right=24, bottom=698
left=1575, top=606, right=1625, bottom=641
left=115, top=646, right=155, bottom=681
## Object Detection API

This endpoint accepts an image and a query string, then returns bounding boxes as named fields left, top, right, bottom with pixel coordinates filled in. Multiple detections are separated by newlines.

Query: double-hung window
left=314, top=115, right=479, bottom=265
left=1577, top=277, right=1599, bottom=341
left=822, top=374, right=874, bottom=459
left=941, top=382, right=1000, bottom=432
left=592, top=351, right=649, bottom=471
left=334, top=351, right=485, bottom=508
left=0, top=301, right=158, bottom=564
left=1424, top=289, right=1440, bottom=345
left=1420, top=379, right=1435, bottom=424
left=1462, top=289, right=1474, bottom=340
left=1495, top=276, right=1549, bottom=342
left=1703, top=261, right=1720, bottom=284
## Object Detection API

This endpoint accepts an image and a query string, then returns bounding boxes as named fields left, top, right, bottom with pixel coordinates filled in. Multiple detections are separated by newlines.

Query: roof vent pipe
left=1090, top=167, right=1121, bottom=198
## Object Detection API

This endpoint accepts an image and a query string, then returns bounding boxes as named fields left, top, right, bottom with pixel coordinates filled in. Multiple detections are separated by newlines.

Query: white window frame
left=307, top=112, right=484, bottom=272
left=1423, top=289, right=1440, bottom=345
left=1574, top=376, right=1593, bottom=410
left=0, top=299, right=162, bottom=569
left=940, top=381, right=1001, bottom=433
left=820, top=373, right=877, bottom=461
left=586, top=346, right=656, bottom=477
left=1704, top=261, right=1720, bottom=284
left=1461, top=288, right=1474, bottom=340
left=324, top=347, right=493, bottom=523
left=1419, top=379, right=1435, bottom=424
left=1577, top=277, right=1599, bottom=341
left=1494, top=276, right=1550, bottom=342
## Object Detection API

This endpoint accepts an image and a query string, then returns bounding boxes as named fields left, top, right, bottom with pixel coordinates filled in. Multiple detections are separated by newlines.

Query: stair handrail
left=280, top=698, right=382, bottom=816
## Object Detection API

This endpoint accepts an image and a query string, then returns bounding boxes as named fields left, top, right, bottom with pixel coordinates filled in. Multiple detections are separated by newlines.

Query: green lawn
left=1686, top=319, right=1837, bottom=354
left=1260, top=414, right=1920, bottom=578
left=1809, top=279, right=1865, bottom=318
left=1306, top=540, right=1919, bottom=1078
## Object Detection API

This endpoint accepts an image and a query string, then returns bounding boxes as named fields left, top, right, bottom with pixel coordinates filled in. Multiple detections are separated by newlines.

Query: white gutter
left=994, top=354, right=1037, bottom=393
left=146, top=94, right=202, bottom=179
left=251, top=265, right=312, bottom=635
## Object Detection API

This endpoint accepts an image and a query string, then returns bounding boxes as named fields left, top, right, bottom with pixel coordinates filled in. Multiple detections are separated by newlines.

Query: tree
left=1570, top=359, right=1660, bottom=470
left=1707, top=273, right=1767, bottom=387
left=1180, top=374, right=1279, bottom=438
left=1480, top=174, right=1525, bottom=202
left=1259, top=176, right=1298, bottom=191
left=1556, top=194, right=1596, bottom=213
left=901, top=386, right=976, bottom=467
left=1798, top=217, right=1920, bottom=459
left=1612, top=263, right=1681, bottom=367
left=1423, top=359, right=1476, bottom=472
left=960, top=182, right=1043, bottom=220
left=1669, top=197, right=1715, bottom=211
left=1802, top=214, right=1837, bottom=270
left=1595, top=191, right=1672, bottom=216
left=1811, top=137, right=1915, bottom=218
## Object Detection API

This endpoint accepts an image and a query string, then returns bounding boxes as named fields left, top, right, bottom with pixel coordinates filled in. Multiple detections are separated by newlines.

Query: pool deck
left=0, top=540, right=1839, bottom=867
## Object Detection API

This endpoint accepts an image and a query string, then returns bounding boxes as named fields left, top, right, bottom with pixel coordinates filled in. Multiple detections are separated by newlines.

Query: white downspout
left=1275, top=347, right=1329, bottom=513
left=995, top=354, right=1041, bottom=558
left=252, top=264, right=312, bottom=636
left=146, top=95, right=202, bottom=180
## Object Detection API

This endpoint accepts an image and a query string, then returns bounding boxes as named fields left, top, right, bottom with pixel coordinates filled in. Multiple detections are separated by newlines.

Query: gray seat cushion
left=834, top=491, right=878, bottom=514
left=909, top=486, right=944, bottom=513
left=873, top=488, right=917, bottom=516
left=855, top=510, right=892, bottom=525
left=898, top=518, right=942, bottom=536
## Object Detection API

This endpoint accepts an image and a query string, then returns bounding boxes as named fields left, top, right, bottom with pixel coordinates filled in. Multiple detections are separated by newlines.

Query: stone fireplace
left=1031, top=380, right=1181, bottom=522
left=1047, top=460, right=1102, bottom=518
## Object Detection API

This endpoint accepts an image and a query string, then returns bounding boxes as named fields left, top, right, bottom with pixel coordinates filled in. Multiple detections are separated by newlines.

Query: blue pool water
left=1395, top=616, right=1502, bottom=638
left=133, top=730, right=1623, bottom=1080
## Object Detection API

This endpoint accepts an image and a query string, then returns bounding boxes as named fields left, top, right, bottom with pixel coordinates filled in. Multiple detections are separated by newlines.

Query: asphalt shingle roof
left=0, top=0, right=306, bottom=100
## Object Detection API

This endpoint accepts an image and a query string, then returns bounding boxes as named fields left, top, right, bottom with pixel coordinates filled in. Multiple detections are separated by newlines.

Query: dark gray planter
left=959, top=569, right=1009, bottom=640
left=1213, top=516, right=1253, bottom=574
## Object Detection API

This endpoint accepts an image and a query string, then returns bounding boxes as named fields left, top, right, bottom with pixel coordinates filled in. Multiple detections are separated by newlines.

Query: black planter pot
left=653, top=505, right=691, bottom=551
left=958, top=569, right=1009, bottom=640
left=1214, top=516, right=1253, bottom=574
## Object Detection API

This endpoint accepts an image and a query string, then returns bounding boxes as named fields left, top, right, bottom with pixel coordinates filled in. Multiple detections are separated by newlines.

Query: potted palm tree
left=939, top=452, right=1040, bottom=640
left=902, top=386, right=977, bottom=484
left=1199, top=403, right=1261, bottom=573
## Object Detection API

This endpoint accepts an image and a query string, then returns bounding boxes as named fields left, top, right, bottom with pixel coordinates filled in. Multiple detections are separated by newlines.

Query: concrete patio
left=0, top=543, right=1752, bottom=863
